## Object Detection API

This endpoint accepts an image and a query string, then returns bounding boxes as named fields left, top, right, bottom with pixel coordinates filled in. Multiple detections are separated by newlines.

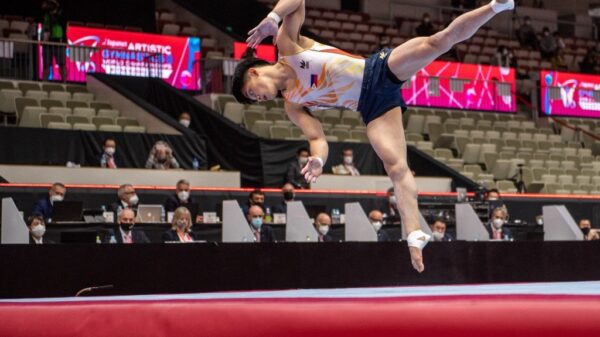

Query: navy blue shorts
left=357, top=48, right=407, bottom=125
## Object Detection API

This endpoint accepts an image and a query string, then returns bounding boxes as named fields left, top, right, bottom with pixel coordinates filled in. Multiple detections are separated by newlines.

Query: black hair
left=103, top=138, right=115, bottom=146
left=27, top=215, right=45, bottom=226
left=248, top=189, right=264, bottom=199
left=487, top=188, right=500, bottom=196
left=297, top=147, right=309, bottom=156
left=433, top=217, right=446, bottom=225
left=232, top=57, right=272, bottom=104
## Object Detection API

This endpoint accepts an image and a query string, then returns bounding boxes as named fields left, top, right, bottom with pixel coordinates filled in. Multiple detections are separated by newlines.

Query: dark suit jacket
left=29, top=235, right=55, bottom=244
left=102, top=226, right=151, bottom=243
left=377, top=229, right=391, bottom=242
left=271, top=201, right=288, bottom=214
left=98, top=153, right=124, bottom=168
left=286, top=161, right=310, bottom=189
left=32, top=196, right=53, bottom=221
left=319, top=234, right=334, bottom=242
left=256, top=225, right=276, bottom=243
left=485, top=223, right=513, bottom=240
left=109, top=200, right=137, bottom=214
left=164, top=194, right=196, bottom=213
left=161, top=228, right=201, bottom=242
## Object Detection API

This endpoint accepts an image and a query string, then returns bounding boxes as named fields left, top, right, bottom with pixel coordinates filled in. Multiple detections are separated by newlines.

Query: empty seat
left=47, top=122, right=72, bottom=130
left=243, top=110, right=264, bottom=129
left=123, top=125, right=146, bottom=133
left=73, top=107, right=96, bottom=118
left=350, top=130, right=368, bottom=142
left=223, top=102, right=245, bottom=124
left=72, top=92, right=95, bottom=102
left=0, top=89, right=23, bottom=114
left=19, top=107, right=47, bottom=128
left=92, top=116, right=115, bottom=129
left=90, top=101, right=113, bottom=111
left=40, top=99, right=63, bottom=109
left=496, top=180, right=516, bottom=193
left=40, top=113, right=65, bottom=128
left=269, top=125, right=291, bottom=139
left=66, top=100, right=88, bottom=109
left=331, top=128, right=350, bottom=141
left=18, top=82, right=41, bottom=93
left=66, top=115, right=90, bottom=124
left=48, top=91, right=71, bottom=102
left=41, top=83, right=64, bottom=93
left=462, top=143, right=481, bottom=164
left=72, top=123, right=97, bottom=131
left=116, top=117, right=139, bottom=127
left=65, top=85, right=88, bottom=94
left=251, top=120, right=272, bottom=138
left=98, top=124, right=123, bottom=132
left=97, top=109, right=119, bottom=119
left=48, top=107, right=71, bottom=116
left=25, top=90, right=48, bottom=100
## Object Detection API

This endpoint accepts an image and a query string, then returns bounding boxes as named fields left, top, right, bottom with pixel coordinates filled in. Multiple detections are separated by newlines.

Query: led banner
left=233, top=42, right=277, bottom=62
left=66, top=26, right=201, bottom=90
left=540, top=70, right=600, bottom=118
left=402, top=61, right=516, bottom=112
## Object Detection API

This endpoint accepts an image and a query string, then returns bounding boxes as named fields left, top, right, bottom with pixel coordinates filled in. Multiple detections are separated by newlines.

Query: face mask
left=31, top=224, right=46, bottom=238
left=176, top=220, right=187, bottom=230
left=372, top=221, right=382, bottom=232
left=424, top=18, right=430, bottom=23
left=343, top=156, right=353, bottom=165
left=128, top=194, right=139, bottom=206
left=283, top=191, right=294, bottom=201
left=180, top=119, right=191, bottom=127
left=582, top=227, right=591, bottom=236
left=488, top=197, right=498, bottom=201
left=50, top=195, right=63, bottom=204
left=120, top=224, right=133, bottom=232
left=299, top=157, right=308, bottom=166
left=432, top=231, right=444, bottom=241
left=251, top=217, right=263, bottom=230
left=105, top=147, right=116, bottom=156
left=318, top=225, right=329, bottom=235
left=177, top=191, right=190, bottom=202
left=492, top=218, right=504, bottom=229
left=389, top=196, right=397, bottom=205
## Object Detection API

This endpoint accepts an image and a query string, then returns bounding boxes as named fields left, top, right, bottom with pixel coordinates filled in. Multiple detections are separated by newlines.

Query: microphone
left=75, top=284, right=114, bottom=297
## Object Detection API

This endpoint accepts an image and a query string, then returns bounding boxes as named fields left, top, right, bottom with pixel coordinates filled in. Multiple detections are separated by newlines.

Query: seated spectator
left=486, top=188, right=507, bottom=218
left=368, top=210, right=390, bottom=242
left=578, top=219, right=600, bottom=241
left=145, top=141, right=180, bottom=170
left=162, top=207, right=200, bottom=242
left=516, top=16, right=538, bottom=50
left=383, top=187, right=401, bottom=225
left=579, top=49, right=598, bottom=74
left=415, top=13, right=435, bottom=36
left=286, top=147, right=311, bottom=189
left=110, top=184, right=140, bottom=214
left=332, top=148, right=360, bottom=176
left=241, top=189, right=268, bottom=216
left=495, top=46, right=517, bottom=68
left=539, top=27, right=557, bottom=60
left=552, top=31, right=567, bottom=68
left=314, top=212, right=333, bottom=242
left=164, top=179, right=195, bottom=213
left=179, top=112, right=191, bottom=128
left=99, top=138, right=122, bottom=168
left=32, top=182, right=66, bottom=221
left=103, top=208, right=150, bottom=244
left=272, top=183, right=296, bottom=214
left=246, top=205, right=276, bottom=242
left=27, top=215, right=54, bottom=244
left=485, top=207, right=513, bottom=240
left=429, top=218, right=453, bottom=242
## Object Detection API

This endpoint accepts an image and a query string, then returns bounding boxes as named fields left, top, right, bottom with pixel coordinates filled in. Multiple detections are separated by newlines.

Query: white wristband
left=267, top=12, right=282, bottom=25
left=407, top=230, right=431, bottom=250
left=490, top=0, right=514, bottom=13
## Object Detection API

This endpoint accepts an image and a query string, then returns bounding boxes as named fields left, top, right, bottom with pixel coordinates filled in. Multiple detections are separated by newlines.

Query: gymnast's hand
left=247, top=16, right=279, bottom=48
left=301, top=157, right=323, bottom=184
left=409, top=247, right=425, bottom=273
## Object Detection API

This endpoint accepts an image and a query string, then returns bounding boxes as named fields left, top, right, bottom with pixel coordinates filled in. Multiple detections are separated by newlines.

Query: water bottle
left=264, top=207, right=272, bottom=223
left=192, top=157, right=200, bottom=170
left=332, top=208, right=340, bottom=224
left=160, top=206, right=166, bottom=223
left=96, top=234, right=101, bottom=244
left=109, top=235, right=117, bottom=244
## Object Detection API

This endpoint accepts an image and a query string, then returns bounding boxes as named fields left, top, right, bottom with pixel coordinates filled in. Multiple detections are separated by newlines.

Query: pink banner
left=66, top=26, right=201, bottom=90
left=402, top=61, right=516, bottom=112
left=541, top=70, right=600, bottom=118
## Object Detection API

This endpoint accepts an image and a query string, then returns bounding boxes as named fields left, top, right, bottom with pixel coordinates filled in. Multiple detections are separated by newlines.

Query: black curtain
left=0, top=127, right=205, bottom=169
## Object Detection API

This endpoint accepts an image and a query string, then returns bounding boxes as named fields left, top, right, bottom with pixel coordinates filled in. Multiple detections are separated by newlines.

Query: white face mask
left=389, top=196, right=397, bottom=205
left=492, top=218, right=504, bottom=229
left=31, top=224, right=46, bottom=238
left=372, top=221, right=382, bottom=232
left=105, top=147, right=116, bottom=156
left=318, top=225, right=329, bottom=235
left=128, top=194, right=139, bottom=206
left=177, top=191, right=190, bottom=201
left=176, top=220, right=187, bottom=230
left=180, top=119, right=191, bottom=127
left=432, top=231, right=444, bottom=241
left=343, top=156, right=353, bottom=165
left=50, top=194, right=63, bottom=204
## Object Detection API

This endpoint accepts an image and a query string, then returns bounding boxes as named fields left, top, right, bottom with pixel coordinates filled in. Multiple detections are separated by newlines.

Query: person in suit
left=485, top=207, right=513, bottom=240
left=27, top=215, right=54, bottom=244
left=314, top=212, right=333, bottom=242
left=285, top=147, right=310, bottom=189
left=102, top=208, right=150, bottom=244
left=368, top=210, right=391, bottom=242
left=162, top=206, right=200, bottom=242
left=32, top=182, right=66, bottom=222
left=383, top=187, right=401, bottom=225
left=99, top=138, right=123, bottom=168
left=578, top=218, right=600, bottom=241
left=271, top=183, right=296, bottom=214
left=429, top=218, right=453, bottom=242
left=109, top=184, right=140, bottom=214
left=241, top=189, right=269, bottom=216
left=164, top=179, right=196, bottom=213
left=246, top=205, right=276, bottom=242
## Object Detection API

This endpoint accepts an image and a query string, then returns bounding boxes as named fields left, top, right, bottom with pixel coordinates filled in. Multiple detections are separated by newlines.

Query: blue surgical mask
left=251, top=217, right=263, bottom=229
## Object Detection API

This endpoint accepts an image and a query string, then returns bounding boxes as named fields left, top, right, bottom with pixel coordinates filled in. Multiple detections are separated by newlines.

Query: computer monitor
left=137, top=204, right=163, bottom=223
left=52, top=201, right=83, bottom=223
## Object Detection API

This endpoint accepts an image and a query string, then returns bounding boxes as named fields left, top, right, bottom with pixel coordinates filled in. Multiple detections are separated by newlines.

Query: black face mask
left=120, top=224, right=133, bottom=232
left=582, top=227, right=591, bottom=236
left=283, top=191, right=294, bottom=201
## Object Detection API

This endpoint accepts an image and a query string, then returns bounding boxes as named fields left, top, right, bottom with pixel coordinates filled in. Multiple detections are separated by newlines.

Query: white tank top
left=279, top=42, right=365, bottom=111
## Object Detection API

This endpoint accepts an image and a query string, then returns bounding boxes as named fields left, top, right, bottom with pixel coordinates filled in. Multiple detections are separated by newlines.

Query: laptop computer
left=52, top=201, right=83, bottom=223
left=137, top=204, right=163, bottom=223
left=61, top=231, right=97, bottom=243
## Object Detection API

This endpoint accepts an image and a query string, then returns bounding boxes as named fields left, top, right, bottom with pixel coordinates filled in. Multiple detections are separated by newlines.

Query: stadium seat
left=18, top=82, right=41, bottom=93
left=98, top=124, right=123, bottom=132
left=350, top=130, right=368, bottom=143
left=123, top=125, right=146, bottom=133
left=116, top=117, right=139, bottom=127
left=72, top=92, right=95, bottom=102
left=41, top=83, right=65, bottom=93
left=19, top=107, right=47, bottom=128
left=97, top=109, right=120, bottom=119
left=72, top=123, right=97, bottom=131
left=90, top=102, right=113, bottom=111
left=269, top=125, right=291, bottom=139
left=92, top=116, right=115, bottom=129
left=223, top=102, right=245, bottom=124
left=40, top=113, right=65, bottom=128
left=40, top=99, right=63, bottom=109
left=48, top=107, right=71, bottom=116
left=67, top=115, right=90, bottom=125
left=66, top=100, right=89, bottom=109
left=46, top=122, right=72, bottom=130
left=25, top=90, right=48, bottom=100
left=49, top=91, right=71, bottom=102
left=243, top=110, right=264, bottom=129
left=73, top=107, right=96, bottom=118
left=251, top=121, right=273, bottom=138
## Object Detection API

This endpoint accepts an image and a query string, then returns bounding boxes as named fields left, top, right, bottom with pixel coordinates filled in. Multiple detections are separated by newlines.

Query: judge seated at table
left=162, top=207, right=200, bottom=243
left=102, top=208, right=150, bottom=244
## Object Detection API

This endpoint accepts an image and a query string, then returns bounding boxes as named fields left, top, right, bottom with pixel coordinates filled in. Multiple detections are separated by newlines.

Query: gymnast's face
left=243, top=67, right=278, bottom=102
